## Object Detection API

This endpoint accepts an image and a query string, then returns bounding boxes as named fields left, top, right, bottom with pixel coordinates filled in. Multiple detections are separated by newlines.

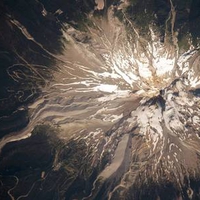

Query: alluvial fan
left=1, top=0, right=200, bottom=200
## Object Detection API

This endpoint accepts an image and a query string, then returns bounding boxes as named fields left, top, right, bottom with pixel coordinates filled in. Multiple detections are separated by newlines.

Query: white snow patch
left=94, top=84, right=118, bottom=93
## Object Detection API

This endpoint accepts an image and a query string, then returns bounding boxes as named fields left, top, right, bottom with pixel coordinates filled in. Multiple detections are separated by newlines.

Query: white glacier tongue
left=94, top=84, right=118, bottom=93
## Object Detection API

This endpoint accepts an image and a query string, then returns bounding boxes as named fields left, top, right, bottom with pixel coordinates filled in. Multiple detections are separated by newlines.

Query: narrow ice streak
left=112, top=62, right=134, bottom=86
left=98, top=72, right=121, bottom=79
left=94, top=84, right=118, bottom=93
left=190, top=77, right=200, bottom=88
left=102, top=113, right=123, bottom=122
left=97, top=90, right=130, bottom=102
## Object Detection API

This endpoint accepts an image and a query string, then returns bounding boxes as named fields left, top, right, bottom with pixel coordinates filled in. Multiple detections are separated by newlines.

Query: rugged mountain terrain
left=1, top=0, right=200, bottom=199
